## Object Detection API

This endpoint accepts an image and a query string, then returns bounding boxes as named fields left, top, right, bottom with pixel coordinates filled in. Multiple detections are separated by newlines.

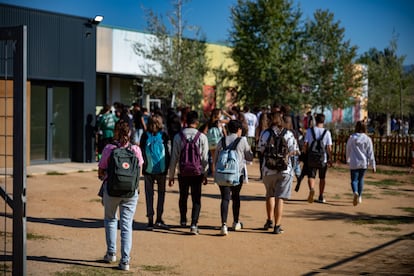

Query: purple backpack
left=179, top=131, right=202, bottom=176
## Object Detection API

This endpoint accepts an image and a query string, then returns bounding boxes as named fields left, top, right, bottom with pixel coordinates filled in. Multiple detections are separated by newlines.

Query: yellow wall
left=204, top=43, right=237, bottom=87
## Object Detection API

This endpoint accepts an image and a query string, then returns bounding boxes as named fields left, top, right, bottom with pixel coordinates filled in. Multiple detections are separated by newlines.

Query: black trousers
left=178, top=174, right=204, bottom=226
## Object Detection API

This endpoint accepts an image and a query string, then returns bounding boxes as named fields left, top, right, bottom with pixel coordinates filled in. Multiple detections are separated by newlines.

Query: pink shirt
left=98, top=143, right=144, bottom=173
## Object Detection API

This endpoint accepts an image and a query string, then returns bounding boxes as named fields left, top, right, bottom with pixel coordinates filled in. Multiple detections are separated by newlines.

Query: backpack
left=214, top=137, right=242, bottom=186
left=307, top=127, right=328, bottom=169
left=106, top=143, right=139, bottom=197
left=207, top=126, right=222, bottom=148
left=179, top=131, right=203, bottom=176
left=144, top=131, right=166, bottom=174
left=263, top=128, right=289, bottom=171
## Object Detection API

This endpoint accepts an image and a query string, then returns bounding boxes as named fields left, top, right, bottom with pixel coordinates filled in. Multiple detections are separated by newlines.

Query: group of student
left=96, top=103, right=376, bottom=271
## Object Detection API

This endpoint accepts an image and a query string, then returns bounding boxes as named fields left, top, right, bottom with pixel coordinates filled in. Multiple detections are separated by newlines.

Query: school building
left=0, top=3, right=236, bottom=166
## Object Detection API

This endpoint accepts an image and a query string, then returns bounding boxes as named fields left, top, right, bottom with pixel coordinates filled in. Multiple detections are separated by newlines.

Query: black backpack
left=106, top=143, right=140, bottom=197
left=263, top=128, right=289, bottom=171
left=307, top=128, right=328, bottom=169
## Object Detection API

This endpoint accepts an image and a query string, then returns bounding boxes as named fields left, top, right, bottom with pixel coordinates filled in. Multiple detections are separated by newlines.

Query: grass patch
left=375, top=168, right=408, bottom=176
left=46, top=171, right=66, bottom=176
left=90, top=198, right=102, bottom=203
left=365, top=179, right=404, bottom=187
left=370, top=226, right=401, bottom=232
left=332, top=167, right=348, bottom=173
left=349, top=231, right=368, bottom=237
left=141, top=264, right=176, bottom=273
left=27, top=233, right=50, bottom=240
left=381, top=190, right=405, bottom=196
left=396, top=207, right=414, bottom=214
left=0, top=232, right=12, bottom=238
left=78, top=170, right=85, bottom=173
left=0, top=263, right=11, bottom=273
left=351, top=215, right=414, bottom=226
left=55, top=265, right=133, bottom=275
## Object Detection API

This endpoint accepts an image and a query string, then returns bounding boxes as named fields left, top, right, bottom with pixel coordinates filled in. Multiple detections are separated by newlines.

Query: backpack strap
left=310, top=127, right=316, bottom=140
left=320, top=129, right=328, bottom=140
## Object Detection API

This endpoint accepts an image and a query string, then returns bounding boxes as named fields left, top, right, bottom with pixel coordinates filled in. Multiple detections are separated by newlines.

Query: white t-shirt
left=244, top=112, right=258, bottom=138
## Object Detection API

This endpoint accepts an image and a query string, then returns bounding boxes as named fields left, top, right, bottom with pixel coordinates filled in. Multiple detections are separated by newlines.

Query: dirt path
left=1, top=161, right=414, bottom=275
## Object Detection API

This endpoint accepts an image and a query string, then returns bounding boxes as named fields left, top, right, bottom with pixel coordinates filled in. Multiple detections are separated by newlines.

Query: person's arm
left=168, top=133, right=181, bottom=186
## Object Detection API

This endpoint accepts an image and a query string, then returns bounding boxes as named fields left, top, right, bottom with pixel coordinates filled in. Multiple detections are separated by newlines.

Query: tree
left=304, top=10, right=361, bottom=112
left=228, top=0, right=306, bottom=109
left=134, top=0, right=208, bottom=108
left=358, top=37, right=414, bottom=135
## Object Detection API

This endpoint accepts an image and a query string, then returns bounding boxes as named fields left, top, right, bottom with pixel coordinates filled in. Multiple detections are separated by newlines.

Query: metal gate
left=0, top=25, right=27, bottom=276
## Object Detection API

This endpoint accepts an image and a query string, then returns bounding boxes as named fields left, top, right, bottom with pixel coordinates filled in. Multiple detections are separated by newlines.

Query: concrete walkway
left=27, top=162, right=98, bottom=176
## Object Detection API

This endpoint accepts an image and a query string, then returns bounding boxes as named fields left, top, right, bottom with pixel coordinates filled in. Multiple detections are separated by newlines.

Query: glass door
left=30, top=85, right=71, bottom=163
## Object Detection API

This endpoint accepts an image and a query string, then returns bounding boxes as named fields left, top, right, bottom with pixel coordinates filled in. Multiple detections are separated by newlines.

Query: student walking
left=346, top=121, right=376, bottom=206
left=258, top=112, right=299, bottom=234
left=213, top=120, right=253, bottom=236
left=168, top=111, right=209, bottom=235
left=303, top=113, right=333, bottom=203
left=140, top=114, right=170, bottom=229
left=98, top=120, right=144, bottom=271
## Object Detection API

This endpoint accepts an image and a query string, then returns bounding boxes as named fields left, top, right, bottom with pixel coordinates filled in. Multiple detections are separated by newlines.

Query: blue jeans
left=350, top=169, right=366, bottom=195
left=103, top=186, right=139, bottom=264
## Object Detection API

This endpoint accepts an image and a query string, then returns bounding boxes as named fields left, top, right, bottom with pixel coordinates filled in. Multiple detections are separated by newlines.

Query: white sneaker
left=103, top=252, right=116, bottom=263
left=118, top=262, right=130, bottom=271
left=190, top=225, right=199, bottom=235
left=220, top=224, right=228, bottom=236
left=233, top=222, right=243, bottom=231
left=353, top=192, right=359, bottom=206
left=358, top=195, right=362, bottom=204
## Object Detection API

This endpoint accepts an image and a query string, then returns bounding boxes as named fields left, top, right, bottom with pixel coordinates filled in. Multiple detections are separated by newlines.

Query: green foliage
left=228, top=0, right=360, bottom=111
left=304, top=10, right=361, bottom=111
left=133, top=0, right=208, bottom=108
left=357, top=36, right=414, bottom=117
left=229, top=0, right=305, bottom=108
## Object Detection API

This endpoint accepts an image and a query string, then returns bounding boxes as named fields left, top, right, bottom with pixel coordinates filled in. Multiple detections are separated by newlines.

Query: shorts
left=307, top=165, right=328, bottom=179
left=263, top=173, right=293, bottom=199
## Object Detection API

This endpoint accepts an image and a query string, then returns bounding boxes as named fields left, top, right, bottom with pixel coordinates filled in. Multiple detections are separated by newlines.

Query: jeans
left=292, top=156, right=301, bottom=177
left=178, top=174, right=204, bottom=226
left=219, top=175, right=244, bottom=224
left=144, top=174, right=166, bottom=222
left=350, top=169, right=366, bottom=195
left=103, top=186, right=138, bottom=264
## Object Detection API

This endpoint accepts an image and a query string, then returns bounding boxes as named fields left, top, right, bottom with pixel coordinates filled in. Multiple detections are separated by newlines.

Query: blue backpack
left=144, top=131, right=166, bottom=174
left=214, top=137, right=241, bottom=186
left=207, top=126, right=222, bottom=148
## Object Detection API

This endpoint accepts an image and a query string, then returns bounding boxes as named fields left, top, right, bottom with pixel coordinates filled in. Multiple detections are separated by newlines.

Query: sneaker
left=317, top=195, right=326, bottom=203
left=353, top=192, right=359, bottom=206
left=118, top=262, right=130, bottom=271
left=308, top=189, right=315, bottom=203
left=103, top=252, right=116, bottom=263
left=220, top=224, right=228, bottom=236
left=180, top=220, right=187, bottom=227
left=263, top=219, right=274, bottom=230
left=358, top=195, right=362, bottom=204
left=233, top=221, right=243, bottom=231
left=155, top=220, right=170, bottom=230
left=190, top=225, right=199, bottom=235
left=273, top=225, right=284, bottom=234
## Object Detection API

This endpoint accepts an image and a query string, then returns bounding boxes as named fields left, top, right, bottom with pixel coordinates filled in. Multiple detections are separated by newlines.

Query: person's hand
left=168, top=178, right=174, bottom=187
left=202, top=176, right=208, bottom=185
left=327, top=160, right=334, bottom=167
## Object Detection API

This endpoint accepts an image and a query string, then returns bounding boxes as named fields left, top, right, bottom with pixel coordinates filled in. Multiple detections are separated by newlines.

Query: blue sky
left=1, top=0, right=413, bottom=64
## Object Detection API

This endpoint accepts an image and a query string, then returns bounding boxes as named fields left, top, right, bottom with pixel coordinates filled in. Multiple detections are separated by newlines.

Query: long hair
left=114, top=120, right=131, bottom=145
left=147, top=114, right=164, bottom=134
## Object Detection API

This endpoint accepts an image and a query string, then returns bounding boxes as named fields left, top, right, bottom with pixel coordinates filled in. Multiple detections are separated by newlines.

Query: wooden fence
left=332, top=135, right=414, bottom=167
